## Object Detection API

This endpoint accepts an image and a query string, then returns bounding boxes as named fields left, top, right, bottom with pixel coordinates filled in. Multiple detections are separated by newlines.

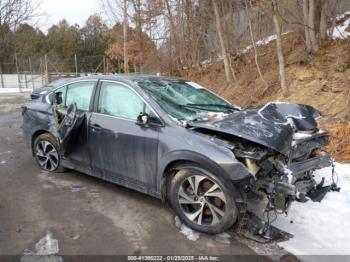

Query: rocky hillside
left=182, top=29, right=350, bottom=162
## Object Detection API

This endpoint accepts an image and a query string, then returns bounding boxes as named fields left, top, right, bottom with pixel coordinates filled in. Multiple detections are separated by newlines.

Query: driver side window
left=98, top=82, right=155, bottom=121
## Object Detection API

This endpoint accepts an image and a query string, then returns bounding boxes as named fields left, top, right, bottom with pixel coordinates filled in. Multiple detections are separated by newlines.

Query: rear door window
left=50, top=81, right=96, bottom=111
left=66, top=82, right=95, bottom=111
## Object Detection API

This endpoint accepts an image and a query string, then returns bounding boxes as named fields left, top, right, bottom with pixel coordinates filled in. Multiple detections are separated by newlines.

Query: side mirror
left=54, top=92, right=63, bottom=105
left=136, top=112, right=150, bottom=127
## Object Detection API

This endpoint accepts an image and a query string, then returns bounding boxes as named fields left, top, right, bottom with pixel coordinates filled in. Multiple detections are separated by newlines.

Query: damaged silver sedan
left=22, top=75, right=333, bottom=234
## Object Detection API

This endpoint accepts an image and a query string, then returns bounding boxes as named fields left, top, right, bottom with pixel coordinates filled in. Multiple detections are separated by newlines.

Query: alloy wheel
left=35, top=140, right=59, bottom=171
left=177, top=174, right=226, bottom=226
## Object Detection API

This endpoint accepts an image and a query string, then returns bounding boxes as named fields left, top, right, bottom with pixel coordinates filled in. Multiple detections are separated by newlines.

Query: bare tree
left=212, top=0, right=233, bottom=83
left=163, top=0, right=187, bottom=72
left=0, top=0, right=42, bottom=62
left=272, top=0, right=288, bottom=96
left=0, top=0, right=42, bottom=27
left=130, top=0, right=143, bottom=73
left=245, top=0, right=269, bottom=91
left=319, top=0, right=328, bottom=41
left=123, top=0, right=129, bottom=73
left=184, top=0, right=197, bottom=67
left=308, top=0, right=318, bottom=53
left=100, top=0, right=130, bottom=73
left=302, top=0, right=312, bottom=53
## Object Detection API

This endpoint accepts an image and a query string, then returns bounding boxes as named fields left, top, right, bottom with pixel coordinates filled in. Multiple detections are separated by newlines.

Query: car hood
left=189, top=102, right=321, bottom=154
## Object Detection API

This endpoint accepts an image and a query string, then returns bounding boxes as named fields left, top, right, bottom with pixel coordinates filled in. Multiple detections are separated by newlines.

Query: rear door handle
left=91, top=123, right=102, bottom=132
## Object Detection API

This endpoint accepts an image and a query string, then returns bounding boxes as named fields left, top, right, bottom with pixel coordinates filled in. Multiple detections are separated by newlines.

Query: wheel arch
left=158, top=151, right=233, bottom=201
left=158, top=150, right=249, bottom=204
left=161, top=159, right=209, bottom=201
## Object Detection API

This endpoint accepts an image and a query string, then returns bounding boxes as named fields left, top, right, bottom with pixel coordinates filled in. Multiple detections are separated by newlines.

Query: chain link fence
left=0, top=56, right=45, bottom=90
left=0, top=54, right=157, bottom=91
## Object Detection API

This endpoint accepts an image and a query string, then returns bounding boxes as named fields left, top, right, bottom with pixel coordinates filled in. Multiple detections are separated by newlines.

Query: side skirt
left=61, top=158, right=162, bottom=199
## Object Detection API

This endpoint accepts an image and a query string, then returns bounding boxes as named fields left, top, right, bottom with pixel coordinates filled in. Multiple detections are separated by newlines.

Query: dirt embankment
left=182, top=32, right=350, bottom=162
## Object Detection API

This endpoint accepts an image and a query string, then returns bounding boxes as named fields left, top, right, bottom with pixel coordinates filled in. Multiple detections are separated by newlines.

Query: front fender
left=157, top=149, right=250, bottom=194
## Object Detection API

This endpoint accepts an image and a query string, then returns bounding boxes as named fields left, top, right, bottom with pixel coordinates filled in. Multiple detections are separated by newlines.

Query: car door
left=89, top=80, right=161, bottom=193
left=49, top=80, right=97, bottom=167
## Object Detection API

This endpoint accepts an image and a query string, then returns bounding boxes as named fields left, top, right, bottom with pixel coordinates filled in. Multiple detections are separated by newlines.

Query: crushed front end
left=239, top=130, right=332, bottom=209
left=232, top=129, right=336, bottom=239
left=189, top=102, right=339, bottom=238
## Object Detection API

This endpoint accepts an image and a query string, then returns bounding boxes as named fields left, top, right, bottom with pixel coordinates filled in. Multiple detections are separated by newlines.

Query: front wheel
left=169, top=167, right=238, bottom=234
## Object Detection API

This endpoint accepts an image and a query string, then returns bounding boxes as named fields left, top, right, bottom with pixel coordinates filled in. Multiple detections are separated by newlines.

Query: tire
left=33, top=133, right=66, bottom=173
left=169, top=166, right=238, bottom=234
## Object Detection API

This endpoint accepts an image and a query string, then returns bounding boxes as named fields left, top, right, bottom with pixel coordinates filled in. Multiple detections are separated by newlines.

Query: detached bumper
left=290, top=153, right=332, bottom=176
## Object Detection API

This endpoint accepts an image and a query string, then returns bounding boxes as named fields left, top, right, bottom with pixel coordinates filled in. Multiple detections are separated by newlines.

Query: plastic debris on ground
left=274, top=163, right=350, bottom=259
left=215, top=232, right=231, bottom=244
left=71, top=184, right=81, bottom=191
left=174, top=216, right=200, bottom=241
left=72, top=234, right=80, bottom=241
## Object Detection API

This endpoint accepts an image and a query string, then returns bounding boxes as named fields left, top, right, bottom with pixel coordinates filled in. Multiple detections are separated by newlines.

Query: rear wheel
left=33, top=133, right=65, bottom=172
left=169, top=167, right=238, bottom=234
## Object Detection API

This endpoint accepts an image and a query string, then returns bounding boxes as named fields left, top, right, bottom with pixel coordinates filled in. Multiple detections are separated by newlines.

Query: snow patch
left=34, top=232, right=59, bottom=255
left=275, top=163, right=350, bottom=258
left=329, top=11, right=350, bottom=39
left=241, top=32, right=291, bottom=54
left=23, top=232, right=59, bottom=256
left=200, top=32, right=291, bottom=65
left=175, top=216, right=200, bottom=241
left=0, top=88, right=32, bottom=94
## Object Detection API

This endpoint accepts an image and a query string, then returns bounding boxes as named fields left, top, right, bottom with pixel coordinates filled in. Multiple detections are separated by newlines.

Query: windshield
left=138, top=80, right=235, bottom=121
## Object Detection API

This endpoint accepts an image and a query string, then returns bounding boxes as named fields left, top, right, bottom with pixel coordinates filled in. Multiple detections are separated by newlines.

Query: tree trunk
left=245, top=0, right=268, bottom=90
left=272, top=0, right=288, bottom=96
left=164, top=0, right=181, bottom=70
left=123, top=0, right=129, bottom=73
left=135, top=0, right=143, bottom=73
left=212, top=0, right=233, bottom=83
left=185, top=0, right=197, bottom=68
left=308, top=0, right=319, bottom=53
left=302, top=0, right=312, bottom=53
left=319, top=0, right=328, bottom=41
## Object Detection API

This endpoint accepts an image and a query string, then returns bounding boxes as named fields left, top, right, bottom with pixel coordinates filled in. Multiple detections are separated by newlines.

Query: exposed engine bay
left=187, top=102, right=339, bottom=238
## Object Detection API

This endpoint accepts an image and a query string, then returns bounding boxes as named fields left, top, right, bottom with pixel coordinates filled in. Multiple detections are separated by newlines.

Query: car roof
left=47, top=77, right=75, bottom=86
left=67, top=74, right=184, bottom=84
